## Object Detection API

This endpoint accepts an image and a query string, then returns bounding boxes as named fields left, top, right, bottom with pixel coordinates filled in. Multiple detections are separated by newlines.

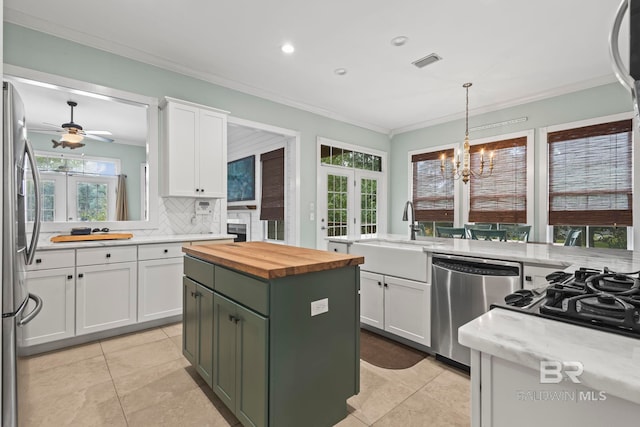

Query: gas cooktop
left=494, top=267, right=640, bottom=339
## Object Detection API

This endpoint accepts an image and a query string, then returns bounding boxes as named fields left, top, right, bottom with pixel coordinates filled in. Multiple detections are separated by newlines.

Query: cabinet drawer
left=184, top=256, right=214, bottom=290
left=138, top=242, right=185, bottom=261
left=27, top=249, right=75, bottom=271
left=76, top=246, right=137, bottom=266
left=215, top=266, right=269, bottom=316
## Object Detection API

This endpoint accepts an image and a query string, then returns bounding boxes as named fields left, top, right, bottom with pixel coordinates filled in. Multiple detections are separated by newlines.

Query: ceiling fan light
left=62, top=132, right=84, bottom=143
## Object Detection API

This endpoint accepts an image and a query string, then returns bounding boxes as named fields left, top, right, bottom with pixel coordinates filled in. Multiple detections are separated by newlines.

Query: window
left=469, top=137, right=527, bottom=224
left=260, top=148, right=285, bottom=241
left=320, top=144, right=382, bottom=171
left=360, top=178, right=377, bottom=236
left=26, top=153, right=119, bottom=222
left=411, top=149, right=455, bottom=237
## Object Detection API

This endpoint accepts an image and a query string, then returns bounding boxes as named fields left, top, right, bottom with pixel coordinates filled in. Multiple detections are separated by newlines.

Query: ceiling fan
left=32, top=100, right=115, bottom=149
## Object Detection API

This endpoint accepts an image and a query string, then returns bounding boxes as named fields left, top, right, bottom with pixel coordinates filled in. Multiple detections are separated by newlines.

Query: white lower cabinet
left=138, top=257, right=184, bottom=322
left=22, top=267, right=75, bottom=346
left=360, top=271, right=431, bottom=347
left=76, top=261, right=138, bottom=335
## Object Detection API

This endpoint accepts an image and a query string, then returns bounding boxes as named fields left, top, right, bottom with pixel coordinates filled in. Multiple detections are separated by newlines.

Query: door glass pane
left=27, top=179, right=57, bottom=222
left=360, top=178, right=377, bottom=237
left=327, top=174, right=348, bottom=237
left=76, top=182, right=109, bottom=221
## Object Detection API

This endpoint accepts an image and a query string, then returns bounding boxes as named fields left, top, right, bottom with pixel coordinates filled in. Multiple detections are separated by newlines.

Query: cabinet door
left=76, top=262, right=137, bottom=335
left=138, top=257, right=183, bottom=322
left=235, top=302, right=268, bottom=427
left=360, top=271, right=384, bottom=328
left=198, top=109, right=226, bottom=198
left=384, top=276, right=431, bottom=346
left=197, top=285, right=214, bottom=387
left=213, top=293, right=238, bottom=410
left=21, top=267, right=75, bottom=346
left=166, top=101, right=198, bottom=196
left=183, top=278, right=198, bottom=365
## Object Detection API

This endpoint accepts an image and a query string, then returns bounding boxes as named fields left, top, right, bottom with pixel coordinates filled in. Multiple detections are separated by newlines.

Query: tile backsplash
left=37, top=197, right=222, bottom=243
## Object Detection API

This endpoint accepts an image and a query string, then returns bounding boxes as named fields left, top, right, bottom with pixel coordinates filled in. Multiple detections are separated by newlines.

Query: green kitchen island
left=182, top=241, right=364, bottom=427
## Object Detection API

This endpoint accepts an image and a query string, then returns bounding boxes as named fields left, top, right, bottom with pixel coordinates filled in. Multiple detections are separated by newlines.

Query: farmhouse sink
left=351, top=240, right=430, bottom=282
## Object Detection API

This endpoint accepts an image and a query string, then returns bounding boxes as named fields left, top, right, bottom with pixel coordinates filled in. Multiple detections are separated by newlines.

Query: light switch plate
left=310, top=298, right=329, bottom=317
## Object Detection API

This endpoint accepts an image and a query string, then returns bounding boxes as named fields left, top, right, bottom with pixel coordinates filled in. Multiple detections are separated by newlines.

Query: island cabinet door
left=196, top=285, right=214, bottom=387
left=182, top=278, right=198, bottom=366
left=213, top=293, right=268, bottom=427
left=182, top=277, right=214, bottom=387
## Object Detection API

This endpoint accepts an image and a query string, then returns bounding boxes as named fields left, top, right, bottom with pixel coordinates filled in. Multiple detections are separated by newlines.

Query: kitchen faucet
left=402, top=200, right=419, bottom=240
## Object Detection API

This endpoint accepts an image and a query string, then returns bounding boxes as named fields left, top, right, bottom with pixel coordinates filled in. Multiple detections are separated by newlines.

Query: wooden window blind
left=411, top=149, right=454, bottom=221
left=547, top=119, right=632, bottom=226
left=469, top=137, right=527, bottom=223
left=260, top=147, right=285, bottom=221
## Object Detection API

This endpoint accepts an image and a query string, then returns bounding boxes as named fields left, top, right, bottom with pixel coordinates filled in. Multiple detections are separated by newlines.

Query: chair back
left=464, top=223, right=492, bottom=238
left=564, top=229, right=582, bottom=246
left=501, top=225, right=531, bottom=242
left=436, top=226, right=466, bottom=239
left=469, top=229, right=507, bottom=241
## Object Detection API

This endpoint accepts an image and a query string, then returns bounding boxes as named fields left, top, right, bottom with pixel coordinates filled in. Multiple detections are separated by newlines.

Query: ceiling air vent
left=412, top=53, right=443, bottom=68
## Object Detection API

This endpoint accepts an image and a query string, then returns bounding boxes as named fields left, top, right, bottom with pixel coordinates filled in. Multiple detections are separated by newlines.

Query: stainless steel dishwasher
left=432, top=254, right=521, bottom=368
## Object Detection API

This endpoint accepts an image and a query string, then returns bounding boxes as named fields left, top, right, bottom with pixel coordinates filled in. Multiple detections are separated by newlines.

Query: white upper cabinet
left=161, top=97, right=229, bottom=198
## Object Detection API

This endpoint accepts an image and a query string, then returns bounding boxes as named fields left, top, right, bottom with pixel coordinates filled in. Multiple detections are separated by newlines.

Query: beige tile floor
left=19, top=323, right=470, bottom=427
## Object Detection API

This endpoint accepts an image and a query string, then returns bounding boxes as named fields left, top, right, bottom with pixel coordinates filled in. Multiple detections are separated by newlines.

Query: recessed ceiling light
left=390, top=36, right=409, bottom=47
left=281, top=43, right=295, bottom=54
left=334, top=68, right=348, bottom=76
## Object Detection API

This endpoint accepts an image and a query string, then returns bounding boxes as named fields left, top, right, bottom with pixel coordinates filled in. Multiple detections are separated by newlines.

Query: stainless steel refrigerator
left=2, top=82, right=43, bottom=426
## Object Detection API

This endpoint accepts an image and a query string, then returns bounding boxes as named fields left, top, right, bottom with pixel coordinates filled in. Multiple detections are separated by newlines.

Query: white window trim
left=407, top=143, right=460, bottom=229
left=537, top=112, right=635, bottom=247
left=462, top=129, right=535, bottom=230
left=316, top=136, right=388, bottom=245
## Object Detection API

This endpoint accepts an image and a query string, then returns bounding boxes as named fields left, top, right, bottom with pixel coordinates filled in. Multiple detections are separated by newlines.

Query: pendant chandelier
left=440, top=82, right=494, bottom=184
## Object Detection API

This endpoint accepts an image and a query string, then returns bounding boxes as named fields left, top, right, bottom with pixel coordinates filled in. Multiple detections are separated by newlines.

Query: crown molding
left=390, top=74, right=620, bottom=137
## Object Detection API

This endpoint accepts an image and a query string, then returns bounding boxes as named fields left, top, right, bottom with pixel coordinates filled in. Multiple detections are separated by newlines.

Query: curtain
left=547, top=119, right=632, bottom=226
left=411, top=149, right=455, bottom=221
left=260, top=148, right=285, bottom=221
left=469, top=137, right=527, bottom=223
left=116, top=174, right=129, bottom=221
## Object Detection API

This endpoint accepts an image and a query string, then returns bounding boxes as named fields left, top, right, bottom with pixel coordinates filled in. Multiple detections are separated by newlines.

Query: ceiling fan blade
left=42, top=122, right=62, bottom=128
left=83, top=134, right=114, bottom=143
left=30, top=128, right=63, bottom=134
left=85, top=130, right=113, bottom=135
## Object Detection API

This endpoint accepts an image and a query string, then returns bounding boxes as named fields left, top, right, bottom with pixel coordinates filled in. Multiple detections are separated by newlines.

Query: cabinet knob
left=384, top=283, right=388, bottom=288
left=164, top=249, right=168, bottom=253
left=67, top=275, right=73, bottom=280
left=333, top=248, right=338, bottom=252
left=195, top=188, right=200, bottom=192
left=78, top=273, right=84, bottom=278
left=200, top=189, right=204, bottom=192
left=106, top=253, right=111, bottom=258
left=35, top=259, right=42, bottom=264
left=378, top=281, right=382, bottom=287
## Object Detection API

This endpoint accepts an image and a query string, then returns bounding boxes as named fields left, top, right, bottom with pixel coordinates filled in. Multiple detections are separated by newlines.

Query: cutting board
left=50, top=233, right=134, bottom=243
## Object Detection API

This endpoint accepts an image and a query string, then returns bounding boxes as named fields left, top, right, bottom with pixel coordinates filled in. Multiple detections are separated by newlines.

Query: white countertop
left=331, top=234, right=640, bottom=272
left=36, top=233, right=236, bottom=250
left=459, top=308, right=640, bottom=405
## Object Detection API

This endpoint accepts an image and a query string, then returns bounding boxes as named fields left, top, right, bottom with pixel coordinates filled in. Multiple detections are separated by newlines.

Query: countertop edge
left=459, top=308, right=640, bottom=405
left=35, top=234, right=236, bottom=250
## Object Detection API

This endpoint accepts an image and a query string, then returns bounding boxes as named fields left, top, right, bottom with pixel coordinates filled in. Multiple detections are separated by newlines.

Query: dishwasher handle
left=433, top=257, right=520, bottom=277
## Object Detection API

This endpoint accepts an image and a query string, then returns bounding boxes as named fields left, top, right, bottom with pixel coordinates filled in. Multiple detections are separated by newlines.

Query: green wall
left=28, top=132, right=146, bottom=220
left=389, top=82, right=633, bottom=241
left=4, top=23, right=390, bottom=248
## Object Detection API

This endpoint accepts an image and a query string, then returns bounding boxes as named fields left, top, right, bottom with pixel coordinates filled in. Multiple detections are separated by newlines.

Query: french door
left=317, top=165, right=384, bottom=249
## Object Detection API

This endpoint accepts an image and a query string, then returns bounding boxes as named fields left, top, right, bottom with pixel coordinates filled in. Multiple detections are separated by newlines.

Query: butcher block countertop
left=183, top=241, right=364, bottom=279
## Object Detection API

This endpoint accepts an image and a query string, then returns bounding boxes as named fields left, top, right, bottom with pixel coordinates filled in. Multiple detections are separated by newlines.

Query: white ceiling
left=4, top=0, right=630, bottom=135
